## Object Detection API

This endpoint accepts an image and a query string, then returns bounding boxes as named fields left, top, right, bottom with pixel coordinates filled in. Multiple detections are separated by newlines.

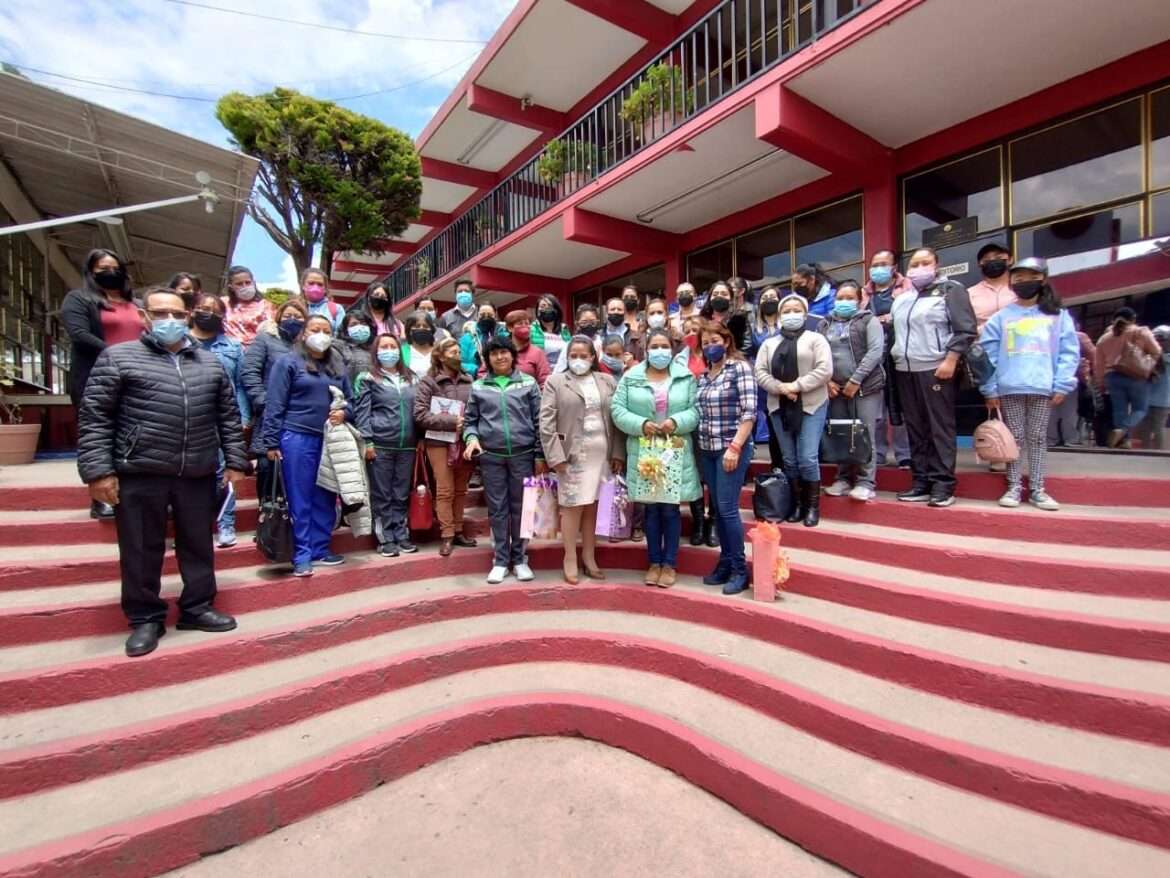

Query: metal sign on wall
left=923, top=217, right=979, bottom=250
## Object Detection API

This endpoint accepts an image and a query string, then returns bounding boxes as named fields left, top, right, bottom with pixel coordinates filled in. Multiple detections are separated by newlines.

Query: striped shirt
left=696, top=358, right=757, bottom=451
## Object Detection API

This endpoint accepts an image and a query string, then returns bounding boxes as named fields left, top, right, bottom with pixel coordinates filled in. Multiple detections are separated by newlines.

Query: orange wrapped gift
left=747, top=522, right=790, bottom=602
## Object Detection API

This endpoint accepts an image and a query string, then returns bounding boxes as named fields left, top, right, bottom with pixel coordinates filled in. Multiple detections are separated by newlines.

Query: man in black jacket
left=77, top=287, right=248, bottom=657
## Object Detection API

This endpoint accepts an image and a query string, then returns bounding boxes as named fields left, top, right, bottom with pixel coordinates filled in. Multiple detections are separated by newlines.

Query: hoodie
left=977, top=303, right=1080, bottom=399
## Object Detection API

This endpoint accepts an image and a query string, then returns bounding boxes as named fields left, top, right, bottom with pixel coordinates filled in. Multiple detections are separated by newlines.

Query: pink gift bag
left=595, top=476, right=631, bottom=540
left=747, top=523, right=789, bottom=602
left=520, top=475, right=559, bottom=539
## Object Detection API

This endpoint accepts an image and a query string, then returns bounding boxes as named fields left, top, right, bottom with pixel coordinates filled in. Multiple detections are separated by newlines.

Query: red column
left=663, top=251, right=684, bottom=305
left=863, top=175, right=898, bottom=259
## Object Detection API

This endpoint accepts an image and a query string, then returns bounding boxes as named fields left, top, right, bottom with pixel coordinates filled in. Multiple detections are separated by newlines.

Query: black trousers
left=115, top=473, right=218, bottom=626
left=895, top=370, right=958, bottom=493
left=367, top=448, right=414, bottom=546
left=479, top=450, right=534, bottom=567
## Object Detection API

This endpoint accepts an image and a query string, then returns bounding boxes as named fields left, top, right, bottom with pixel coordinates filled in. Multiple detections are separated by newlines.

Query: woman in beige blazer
left=754, top=292, right=832, bottom=527
left=540, top=336, right=625, bottom=582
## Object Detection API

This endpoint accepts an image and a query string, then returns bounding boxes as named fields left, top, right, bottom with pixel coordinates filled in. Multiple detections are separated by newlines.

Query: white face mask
left=780, top=313, right=805, bottom=331
left=235, top=284, right=258, bottom=302
left=567, top=357, right=591, bottom=376
left=647, top=313, right=666, bottom=329
left=305, top=331, right=332, bottom=353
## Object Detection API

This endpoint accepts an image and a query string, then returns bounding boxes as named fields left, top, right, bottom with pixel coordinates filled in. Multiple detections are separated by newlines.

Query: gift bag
left=747, top=522, right=790, bottom=602
left=520, top=475, right=560, bottom=539
left=595, top=476, right=632, bottom=539
left=629, top=436, right=685, bottom=504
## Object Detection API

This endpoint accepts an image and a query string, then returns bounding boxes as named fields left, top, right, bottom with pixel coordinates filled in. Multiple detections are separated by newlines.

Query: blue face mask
left=601, top=354, right=625, bottom=372
left=377, top=349, right=400, bottom=368
left=348, top=325, right=371, bottom=345
left=833, top=300, right=859, bottom=319
left=149, top=318, right=188, bottom=346
left=647, top=348, right=673, bottom=370
left=703, top=343, right=725, bottom=363
left=869, top=265, right=893, bottom=286
left=780, top=313, right=806, bottom=331
left=456, top=291, right=474, bottom=310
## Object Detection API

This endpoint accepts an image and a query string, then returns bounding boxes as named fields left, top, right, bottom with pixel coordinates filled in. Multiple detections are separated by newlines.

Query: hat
left=1010, top=256, right=1049, bottom=277
left=1153, top=325, right=1170, bottom=339
left=778, top=292, right=809, bottom=313
left=976, top=242, right=1011, bottom=262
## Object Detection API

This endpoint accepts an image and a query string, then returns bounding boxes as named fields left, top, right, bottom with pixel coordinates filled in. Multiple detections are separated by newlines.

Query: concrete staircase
left=1, top=459, right=1169, bottom=877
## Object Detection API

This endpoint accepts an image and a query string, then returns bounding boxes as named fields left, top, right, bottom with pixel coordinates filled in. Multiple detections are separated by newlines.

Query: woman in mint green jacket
left=611, top=328, right=701, bottom=588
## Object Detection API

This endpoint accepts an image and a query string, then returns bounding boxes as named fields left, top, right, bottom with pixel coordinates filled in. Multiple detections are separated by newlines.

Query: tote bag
left=256, top=462, right=294, bottom=564
left=408, top=446, right=434, bottom=531
left=819, top=398, right=873, bottom=467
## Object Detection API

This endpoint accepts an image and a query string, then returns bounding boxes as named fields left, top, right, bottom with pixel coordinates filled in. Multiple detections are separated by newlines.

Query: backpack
left=973, top=409, right=1019, bottom=464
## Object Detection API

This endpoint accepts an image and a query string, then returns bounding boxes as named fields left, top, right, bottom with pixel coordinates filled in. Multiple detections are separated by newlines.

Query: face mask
left=377, top=349, right=400, bottom=368
left=149, top=317, right=187, bottom=345
left=370, top=295, right=388, bottom=309
left=1011, top=280, right=1044, bottom=300
left=444, top=353, right=463, bottom=371
left=760, top=300, right=779, bottom=317
left=305, top=331, right=332, bottom=353
left=303, top=283, right=326, bottom=303
left=347, top=325, right=371, bottom=345
left=647, top=313, right=666, bottom=329
left=710, top=296, right=730, bottom=313
left=607, top=313, right=626, bottom=327
left=410, top=328, right=435, bottom=347
left=781, top=313, right=806, bottom=331
left=477, top=317, right=496, bottom=334
left=568, top=357, right=591, bottom=376
left=420, top=309, right=436, bottom=320
left=512, top=326, right=531, bottom=342
left=578, top=323, right=598, bottom=338
left=907, top=267, right=936, bottom=291
left=601, top=354, right=625, bottom=372
left=279, top=318, right=305, bottom=340
left=94, top=269, right=124, bottom=291
left=235, top=284, right=258, bottom=302
left=678, top=293, right=694, bottom=307
left=538, top=309, right=557, bottom=324
left=981, top=259, right=1009, bottom=280
left=683, top=333, right=699, bottom=352
left=869, top=266, right=893, bottom=287
left=456, top=291, right=474, bottom=310
left=193, top=312, right=223, bottom=334
left=833, top=301, right=859, bottom=319
left=647, top=348, right=673, bottom=370
left=703, top=343, right=725, bottom=363
left=623, top=297, right=639, bottom=312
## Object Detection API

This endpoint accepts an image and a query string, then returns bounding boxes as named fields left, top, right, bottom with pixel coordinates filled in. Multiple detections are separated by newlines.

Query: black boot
left=689, top=500, right=705, bottom=546
left=703, top=515, right=719, bottom=547
left=803, top=481, right=821, bottom=528
left=90, top=499, right=115, bottom=520
left=784, top=479, right=804, bottom=523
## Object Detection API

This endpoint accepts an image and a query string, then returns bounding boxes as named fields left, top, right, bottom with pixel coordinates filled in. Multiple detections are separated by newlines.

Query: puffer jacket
left=353, top=371, right=418, bottom=450
left=337, top=339, right=373, bottom=381
left=317, top=387, right=371, bottom=536
left=462, top=370, right=542, bottom=457
left=890, top=277, right=977, bottom=373
left=77, top=333, right=246, bottom=483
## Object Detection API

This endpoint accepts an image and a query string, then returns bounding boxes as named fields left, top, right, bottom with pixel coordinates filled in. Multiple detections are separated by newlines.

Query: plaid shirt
left=696, top=358, right=757, bottom=451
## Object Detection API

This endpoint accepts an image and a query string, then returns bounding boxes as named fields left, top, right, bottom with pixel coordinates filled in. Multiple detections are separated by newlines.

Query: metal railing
left=386, top=0, right=875, bottom=303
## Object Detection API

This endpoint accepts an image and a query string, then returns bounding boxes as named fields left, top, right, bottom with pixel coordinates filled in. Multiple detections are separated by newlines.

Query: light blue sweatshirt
left=978, top=303, right=1079, bottom=399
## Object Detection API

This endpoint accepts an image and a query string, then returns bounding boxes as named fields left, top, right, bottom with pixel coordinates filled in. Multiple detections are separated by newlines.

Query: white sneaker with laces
left=486, top=565, right=508, bottom=584
left=823, top=479, right=851, bottom=497
left=1029, top=490, right=1060, bottom=512
left=848, top=485, right=875, bottom=502
left=514, top=563, right=534, bottom=581
left=998, top=487, right=1022, bottom=508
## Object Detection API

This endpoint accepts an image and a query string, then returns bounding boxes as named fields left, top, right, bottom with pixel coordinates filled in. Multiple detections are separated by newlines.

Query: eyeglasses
left=145, top=309, right=188, bottom=320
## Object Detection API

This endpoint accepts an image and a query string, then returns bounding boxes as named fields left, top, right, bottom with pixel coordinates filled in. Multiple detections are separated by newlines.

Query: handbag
left=408, top=446, right=434, bottom=531
left=1113, top=329, right=1157, bottom=380
left=255, top=461, right=294, bottom=564
left=520, top=475, right=559, bottom=539
left=752, top=471, right=793, bottom=522
left=973, top=408, right=1019, bottom=464
left=819, top=398, right=873, bottom=466
left=964, top=341, right=996, bottom=387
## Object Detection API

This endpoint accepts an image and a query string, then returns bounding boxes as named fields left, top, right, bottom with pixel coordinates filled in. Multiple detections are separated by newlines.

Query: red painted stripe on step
left=0, top=695, right=1013, bottom=878
left=1, top=633, right=1166, bottom=851
left=0, top=482, right=259, bottom=512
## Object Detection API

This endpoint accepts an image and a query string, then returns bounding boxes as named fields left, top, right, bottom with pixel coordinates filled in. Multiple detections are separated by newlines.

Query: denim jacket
left=199, top=334, right=252, bottom=426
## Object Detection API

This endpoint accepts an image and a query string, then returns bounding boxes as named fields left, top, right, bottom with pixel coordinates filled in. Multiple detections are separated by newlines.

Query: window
left=1152, top=191, right=1170, bottom=239
left=735, top=221, right=790, bottom=285
left=1010, top=99, right=1143, bottom=225
left=795, top=197, right=862, bottom=269
left=1152, top=88, right=1170, bottom=192
left=1015, top=203, right=1143, bottom=260
left=904, top=148, right=1002, bottom=249
left=687, top=241, right=734, bottom=294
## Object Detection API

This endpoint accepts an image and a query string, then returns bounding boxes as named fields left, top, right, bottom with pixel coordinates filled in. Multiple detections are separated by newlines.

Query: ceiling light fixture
left=457, top=118, right=507, bottom=166
left=636, top=149, right=781, bottom=225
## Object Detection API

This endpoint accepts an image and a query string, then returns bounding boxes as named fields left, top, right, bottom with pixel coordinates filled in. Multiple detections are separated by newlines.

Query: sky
left=0, top=0, right=515, bottom=288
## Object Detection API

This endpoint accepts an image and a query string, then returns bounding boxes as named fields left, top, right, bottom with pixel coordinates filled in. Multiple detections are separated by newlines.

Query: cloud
left=258, top=253, right=301, bottom=292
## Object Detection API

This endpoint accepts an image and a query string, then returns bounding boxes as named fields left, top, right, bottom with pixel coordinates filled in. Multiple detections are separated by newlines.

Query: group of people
left=67, top=241, right=1167, bottom=658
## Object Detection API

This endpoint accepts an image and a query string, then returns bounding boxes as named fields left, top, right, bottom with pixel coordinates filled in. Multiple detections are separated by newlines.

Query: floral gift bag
left=628, top=436, right=684, bottom=504
left=520, top=475, right=560, bottom=539
left=595, top=475, right=632, bottom=540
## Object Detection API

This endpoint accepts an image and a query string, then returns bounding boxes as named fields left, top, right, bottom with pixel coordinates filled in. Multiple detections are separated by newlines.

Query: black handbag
left=752, top=471, right=793, bottom=522
left=819, top=398, right=873, bottom=466
left=255, top=460, right=294, bottom=563
left=963, top=342, right=996, bottom=388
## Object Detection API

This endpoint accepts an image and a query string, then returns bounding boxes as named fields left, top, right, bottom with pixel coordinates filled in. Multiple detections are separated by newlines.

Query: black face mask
left=369, top=295, right=388, bottom=310
left=578, top=322, right=598, bottom=338
left=710, top=297, right=730, bottom=313
left=760, top=300, right=779, bottom=316
left=193, top=312, right=223, bottom=334
left=607, top=313, right=626, bottom=327
left=1011, top=280, right=1044, bottom=300
left=981, top=259, right=1009, bottom=279
left=623, top=297, right=639, bottom=312
left=538, top=309, right=557, bottom=324
left=93, top=269, right=124, bottom=291
left=477, top=317, right=497, bottom=334
left=411, top=328, right=435, bottom=346
left=678, top=294, right=694, bottom=307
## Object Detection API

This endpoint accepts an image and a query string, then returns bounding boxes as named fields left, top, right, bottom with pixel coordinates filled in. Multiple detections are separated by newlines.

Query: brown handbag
left=1113, top=328, right=1157, bottom=380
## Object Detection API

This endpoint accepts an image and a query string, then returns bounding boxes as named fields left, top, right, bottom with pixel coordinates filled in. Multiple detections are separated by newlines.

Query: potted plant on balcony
left=619, top=62, right=694, bottom=144
left=537, top=138, right=599, bottom=197
left=0, top=364, right=41, bottom=465
left=415, top=256, right=431, bottom=287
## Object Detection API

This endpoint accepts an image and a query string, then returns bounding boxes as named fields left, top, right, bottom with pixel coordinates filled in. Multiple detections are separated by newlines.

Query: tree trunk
left=319, top=247, right=334, bottom=274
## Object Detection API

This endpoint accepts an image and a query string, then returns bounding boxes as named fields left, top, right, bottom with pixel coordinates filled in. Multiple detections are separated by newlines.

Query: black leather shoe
left=125, top=622, right=165, bottom=657
left=90, top=500, right=115, bottom=520
left=176, top=608, right=237, bottom=632
left=452, top=534, right=478, bottom=548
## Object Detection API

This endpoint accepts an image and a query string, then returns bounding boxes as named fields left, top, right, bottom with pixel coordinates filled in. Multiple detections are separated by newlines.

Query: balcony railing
left=386, top=0, right=875, bottom=304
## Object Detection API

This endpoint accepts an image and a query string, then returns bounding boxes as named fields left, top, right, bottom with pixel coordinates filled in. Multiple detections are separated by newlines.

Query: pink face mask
left=303, top=283, right=326, bottom=303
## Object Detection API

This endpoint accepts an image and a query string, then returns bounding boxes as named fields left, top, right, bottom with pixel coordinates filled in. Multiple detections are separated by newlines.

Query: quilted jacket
left=316, top=387, right=371, bottom=536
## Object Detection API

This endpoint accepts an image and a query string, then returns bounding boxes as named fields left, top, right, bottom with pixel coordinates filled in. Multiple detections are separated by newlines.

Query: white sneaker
left=514, top=563, right=534, bottom=581
left=486, top=565, right=508, bottom=584
left=823, top=479, right=852, bottom=497
left=998, top=487, right=1022, bottom=508
left=1029, top=491, right=1060, bottom=512
left=849, top=485, right=875, bottom=502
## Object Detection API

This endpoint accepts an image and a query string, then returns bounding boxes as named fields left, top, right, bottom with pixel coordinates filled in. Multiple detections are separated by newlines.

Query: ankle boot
left=721, top=556, right=749, bottom=595
left=702, top=556, right=731, bottom=585
left=689, top=500, right=705, bottom=546
left=785, top=479, right=804, bottom=523
left=803, top=481, right=821, bottom=528
left=703, top=515, right=719, bottom=547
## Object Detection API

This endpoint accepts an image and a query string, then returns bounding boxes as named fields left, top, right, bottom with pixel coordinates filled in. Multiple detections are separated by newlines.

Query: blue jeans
left=700, top=445, right=753, bottom=569
left=215, top=451, right=235, bottom=531
left=1106, top=371, right=1151, bottom=433
left=280, top=429, right=337, bottom=567
left=644, top=502, right=681, bottom=567
left=772, top=401, right=829, bottom=482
